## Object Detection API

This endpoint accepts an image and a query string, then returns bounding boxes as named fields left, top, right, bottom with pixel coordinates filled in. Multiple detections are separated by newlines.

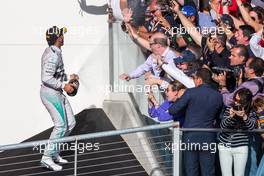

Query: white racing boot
left=54, top=155, right=68, bottom=164
left=41, top=156, right=62, bottom=171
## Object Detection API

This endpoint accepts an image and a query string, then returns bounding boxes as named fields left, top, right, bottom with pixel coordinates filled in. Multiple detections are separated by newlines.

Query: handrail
left=0, top=122, right=179, bottom=151
left=1, top=123, right=264, bottom=152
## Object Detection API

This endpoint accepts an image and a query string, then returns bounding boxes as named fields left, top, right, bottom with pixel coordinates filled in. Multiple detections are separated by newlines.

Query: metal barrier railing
left=0, top=122, right=179, bottom=176
left=1, top=123, right=263, bottom=176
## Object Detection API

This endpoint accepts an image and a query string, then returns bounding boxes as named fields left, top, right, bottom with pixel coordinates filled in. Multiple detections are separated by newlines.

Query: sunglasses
left=150, top=42, right=157, bottom=46
left=150, top=10, right=157, bottom=13
left=251, top=16, right=256, bottom=21
left=177, top=62, right=187, bottom=65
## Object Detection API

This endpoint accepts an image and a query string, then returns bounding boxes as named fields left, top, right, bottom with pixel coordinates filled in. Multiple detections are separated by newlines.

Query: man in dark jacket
left=169, top=68, right=223, bottom=176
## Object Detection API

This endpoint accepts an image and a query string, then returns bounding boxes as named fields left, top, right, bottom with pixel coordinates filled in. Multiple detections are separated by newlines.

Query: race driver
left=40, top=26, right=78, bottom=171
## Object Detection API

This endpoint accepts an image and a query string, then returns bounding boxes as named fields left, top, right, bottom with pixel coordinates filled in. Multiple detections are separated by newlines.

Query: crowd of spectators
left=112, top=0, right=264, bottom=175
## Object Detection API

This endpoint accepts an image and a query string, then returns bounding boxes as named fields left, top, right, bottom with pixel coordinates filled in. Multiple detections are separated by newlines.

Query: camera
left=232, top=66, right=241, bottom=78
left=222, top=0, right=233, bottom=6
left=233, top=105, right=242, bottom=111
left=121, top=22, right=128, bottom=33
left=212, top=67, right=233, bottom=75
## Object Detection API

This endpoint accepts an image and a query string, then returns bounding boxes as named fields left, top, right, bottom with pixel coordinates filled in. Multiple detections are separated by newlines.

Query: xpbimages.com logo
left=164, top=141, right=231, bottom=154
left=33, top=142, right=100, bottom=154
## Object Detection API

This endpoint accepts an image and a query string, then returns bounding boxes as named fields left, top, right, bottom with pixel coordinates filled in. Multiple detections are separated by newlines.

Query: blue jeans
left=245, top=135, right=262, bottom=176
left=256, top=154, right=264, bottom=176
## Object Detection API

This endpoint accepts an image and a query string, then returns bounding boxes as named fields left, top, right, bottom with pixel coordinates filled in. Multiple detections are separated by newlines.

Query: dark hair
left=200, top=0, right=210, bottom=12
left=128, top=0, right=147, bottom=27
left=187, top=60, right=203, bottom=74
left=243, top=2, right=253, bottom=12
left=153, top=37, right=168, bottom=47
left=187, top=44, right=202, bottom=59
left=252, top=97, right=264, bottom=112
left=170, top=81, right=186, bottom=92
left=46, top=37, right=57, bottom=46
left=239, top=25, right=255, bottom=41
left=251, top=6, right=264, bottom=24
left=233, top=88, right=253, bottom=114
left=248, top=57, right=264, bottom=77
left=217, top=32, right=227, bottom=47
left=195, top=68, right=213, bottom=84
left=233, top=44, right=249, bottom=61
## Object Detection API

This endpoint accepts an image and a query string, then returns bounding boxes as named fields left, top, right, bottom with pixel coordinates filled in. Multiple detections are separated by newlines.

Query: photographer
left=213, top=44, right=249, bottom=92
left=217, top=57, right=264, bottom=107
left=218, top=88, right=257, bottom=176
left=202, top=32, right=231, bottom=68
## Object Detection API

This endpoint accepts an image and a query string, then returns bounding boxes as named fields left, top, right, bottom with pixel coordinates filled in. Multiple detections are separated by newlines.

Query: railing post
left=173, top=124, right=180, bottom=176
left=74, top=138, right=78, bottom=176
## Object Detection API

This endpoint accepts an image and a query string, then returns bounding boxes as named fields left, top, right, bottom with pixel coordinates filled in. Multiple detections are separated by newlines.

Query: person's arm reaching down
left=162, top=63, right=195, bottom=88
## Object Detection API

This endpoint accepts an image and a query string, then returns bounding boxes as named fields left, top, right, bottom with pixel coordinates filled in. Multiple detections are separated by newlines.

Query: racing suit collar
left=51, top=45, right=62, bottom=54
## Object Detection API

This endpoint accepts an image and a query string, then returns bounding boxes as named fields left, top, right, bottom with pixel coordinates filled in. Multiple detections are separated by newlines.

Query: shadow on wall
left=78, top=0, right=108, bottom=16
left=77, top=0, right=147, bottom=27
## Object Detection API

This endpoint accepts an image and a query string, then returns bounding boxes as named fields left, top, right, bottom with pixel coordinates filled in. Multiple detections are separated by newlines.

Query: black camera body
left=232, top=66, right=242, bottom=78
left=212, top=67, right=232, bottom=74
left=233, top=105, right=242, bottom=111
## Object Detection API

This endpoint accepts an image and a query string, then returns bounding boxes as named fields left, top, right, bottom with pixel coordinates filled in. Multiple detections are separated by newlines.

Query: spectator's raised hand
left=122, top=8, right=133, bottom=23
left=147, top=92, right=159, bottom=107
left=145, top=77, right=157, bottom=86
left=157, top=16, right=171, bottom=30
left=207, top=36, right=217, bottom=52
left=229, top=108, right=236, bottom=118
left=213, top=72, right=227, bottom=86
left=145, top=76, right=163, bottom=86
left=171, top=0, right=180, bottom=13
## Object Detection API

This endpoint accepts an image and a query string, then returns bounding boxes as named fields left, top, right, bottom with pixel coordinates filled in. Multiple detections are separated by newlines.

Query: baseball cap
left=174, top=50, right=196, bottom=64
left=220, top=14, right=234, bottom=29
left=181, top=5, right=197, bottom=17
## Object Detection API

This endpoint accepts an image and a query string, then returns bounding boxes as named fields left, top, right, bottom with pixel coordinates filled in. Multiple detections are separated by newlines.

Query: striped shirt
left=218, top=107, right=257, bottom=148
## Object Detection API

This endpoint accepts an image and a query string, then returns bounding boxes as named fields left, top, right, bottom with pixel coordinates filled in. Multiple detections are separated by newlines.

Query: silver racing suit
left=40, top=45, right=76, bottom=158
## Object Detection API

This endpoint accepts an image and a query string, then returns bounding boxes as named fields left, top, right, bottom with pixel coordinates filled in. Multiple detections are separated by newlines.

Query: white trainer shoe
left=54, top=155, right=68, bottom=164
left=41, top=156, right=62, bottom=171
